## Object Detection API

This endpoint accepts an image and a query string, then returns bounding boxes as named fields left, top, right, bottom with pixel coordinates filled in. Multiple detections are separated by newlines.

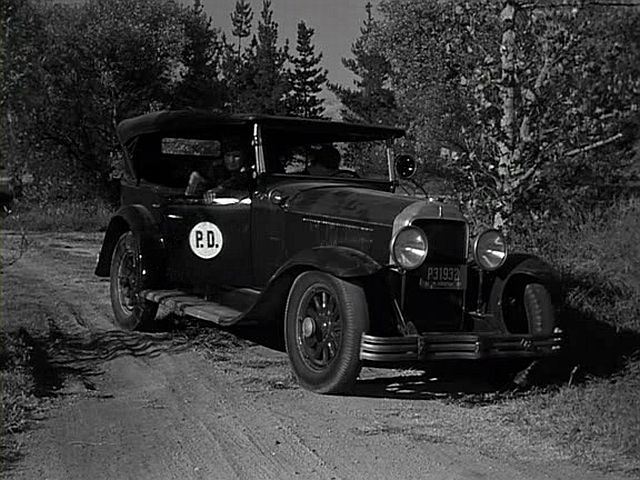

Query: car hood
left=281, top=182, right=464, bottom=228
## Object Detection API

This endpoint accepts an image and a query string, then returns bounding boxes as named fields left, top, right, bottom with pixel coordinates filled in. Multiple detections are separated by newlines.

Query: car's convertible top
left=116, top=109, right=405, bottom=146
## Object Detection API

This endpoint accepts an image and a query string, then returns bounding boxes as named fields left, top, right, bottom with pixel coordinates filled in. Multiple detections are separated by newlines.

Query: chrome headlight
left=391, top=226, right=428, bottom=270
left=473, top=229, right=508, bottom=271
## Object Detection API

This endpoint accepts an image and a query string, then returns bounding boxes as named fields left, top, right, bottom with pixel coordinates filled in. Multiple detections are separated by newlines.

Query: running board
left=141, top=289, right=251, bottom=326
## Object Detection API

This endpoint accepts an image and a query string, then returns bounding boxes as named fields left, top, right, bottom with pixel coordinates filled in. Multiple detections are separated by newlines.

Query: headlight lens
left=391, top=226, right=428, bottom=270
left=473, top=229, right=508, bottom=271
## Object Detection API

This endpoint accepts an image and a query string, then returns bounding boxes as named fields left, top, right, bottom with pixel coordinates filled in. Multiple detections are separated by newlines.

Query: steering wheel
left=330, top=169, right=360, bottom=178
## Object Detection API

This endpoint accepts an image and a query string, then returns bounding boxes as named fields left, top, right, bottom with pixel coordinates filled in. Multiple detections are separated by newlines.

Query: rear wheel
left=109, top=232, right=157, bottom=330
left=285, top=271, right=369, bottom=394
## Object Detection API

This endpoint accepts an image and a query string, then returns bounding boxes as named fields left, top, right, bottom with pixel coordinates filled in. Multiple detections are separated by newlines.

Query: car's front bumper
left=360, top=331, right=563, bottom=363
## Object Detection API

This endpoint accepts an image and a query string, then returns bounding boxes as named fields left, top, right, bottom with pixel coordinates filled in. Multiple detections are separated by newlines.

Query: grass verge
left=1, top=199, right=112, bottom=232
left=510, top=198, right=640, bottom=475
left=0, top=330, right=40, bottom=466
left=513, top=361, right=640, bottom=473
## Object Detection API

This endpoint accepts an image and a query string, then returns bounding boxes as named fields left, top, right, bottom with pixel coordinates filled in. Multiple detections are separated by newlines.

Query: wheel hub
left=302, top=316, right=316, bottom=338
left=295, top=285, right=344, bottom=370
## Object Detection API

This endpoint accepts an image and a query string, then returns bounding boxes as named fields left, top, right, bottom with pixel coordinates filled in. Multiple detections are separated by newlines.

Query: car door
left=164, top=200, right=252, bottom=288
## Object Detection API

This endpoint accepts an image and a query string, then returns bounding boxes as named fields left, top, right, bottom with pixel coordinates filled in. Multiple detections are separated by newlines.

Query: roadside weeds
left=509, top=198, right=640, bottom=476
left=1, top=200, right=112, bottom=232
left=1, top=331, right=42, bottom=466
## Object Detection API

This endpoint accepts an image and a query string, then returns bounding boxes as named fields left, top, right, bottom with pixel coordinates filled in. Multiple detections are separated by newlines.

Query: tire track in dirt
left=3, top=233, right=340, bottom=479
left=3, top=232, right=632, bottom=480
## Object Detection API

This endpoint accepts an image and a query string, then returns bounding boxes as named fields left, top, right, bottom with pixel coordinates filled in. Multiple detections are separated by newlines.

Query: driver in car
left=185, top=144, right=251, bottom=199
left=208, top=146, right=251, bottom=198
left=307, top=144, right=341, bottom=176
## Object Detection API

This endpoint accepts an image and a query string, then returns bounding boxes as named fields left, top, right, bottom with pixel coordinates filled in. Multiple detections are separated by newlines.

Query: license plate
left=420, top=265, right=464, bottom=289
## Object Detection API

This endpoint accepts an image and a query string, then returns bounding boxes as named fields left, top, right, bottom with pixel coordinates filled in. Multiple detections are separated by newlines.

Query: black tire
left=524, top=283, right=555, bottom=335
left=490, top=282, right=556, bottom=389
left=109, top=232, right=158, bottom=330
left=285, top=271, right=369, bottom=394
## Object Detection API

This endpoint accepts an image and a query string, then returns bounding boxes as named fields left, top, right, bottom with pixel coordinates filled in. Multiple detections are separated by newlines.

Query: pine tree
left=230, top=0, right=253, bottom=55
left=173, top=0, right=226, bottom=109
left=330, top=2, right=399, bottom=124
left=232, top=0, right=289, bottom=114
left=288, top=21, right=327, bottom=118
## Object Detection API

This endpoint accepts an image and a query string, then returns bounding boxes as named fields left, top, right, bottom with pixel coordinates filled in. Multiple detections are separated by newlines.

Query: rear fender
left=94, top=205, right=165, bottom=285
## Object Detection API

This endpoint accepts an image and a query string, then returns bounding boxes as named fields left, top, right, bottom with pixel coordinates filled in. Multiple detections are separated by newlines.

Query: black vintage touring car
left=96, top=109, right=562, bottom=393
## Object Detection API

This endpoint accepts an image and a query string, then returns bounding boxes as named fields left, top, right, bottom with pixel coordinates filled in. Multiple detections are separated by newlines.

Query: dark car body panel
left=95, top=204, right=165, bottom=286
left=282, top=184, right=414, bottom=267
left=285, top=184, right=413, bottom=227
left=162, top=202, right=252, bottom=287
left=273, top=246, right=383, bottom=280
left=0, top=170, right=13, bottom=207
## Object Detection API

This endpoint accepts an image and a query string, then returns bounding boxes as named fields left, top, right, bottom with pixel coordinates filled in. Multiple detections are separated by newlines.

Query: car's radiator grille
left=404, top=283, right=464, bottom=333
left=403, top=219, right=467, bottom=332
left=411, top=219, right=467, bottom=265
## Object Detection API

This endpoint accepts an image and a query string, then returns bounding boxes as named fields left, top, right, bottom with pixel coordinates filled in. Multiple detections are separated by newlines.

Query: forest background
left=2, top=0, right=639, bottom=232
left=2, top=0, right=640, bottom=473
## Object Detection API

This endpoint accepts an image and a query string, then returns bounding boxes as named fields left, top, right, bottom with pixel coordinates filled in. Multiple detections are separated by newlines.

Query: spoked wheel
left=109, top=232, right=157, bottom=330
left=285, top=271, right=369, bottom=394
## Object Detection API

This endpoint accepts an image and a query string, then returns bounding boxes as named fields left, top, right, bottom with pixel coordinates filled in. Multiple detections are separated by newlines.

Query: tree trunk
left=495, top=1, right=518, bottom=232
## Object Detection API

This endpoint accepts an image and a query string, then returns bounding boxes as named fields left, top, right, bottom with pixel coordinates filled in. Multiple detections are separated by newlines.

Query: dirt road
left=2, top=232, right=627, bottom=479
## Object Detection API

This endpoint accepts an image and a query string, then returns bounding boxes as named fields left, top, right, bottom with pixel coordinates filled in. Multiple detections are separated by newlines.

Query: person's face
left=224, top=150, right=242, bottom=171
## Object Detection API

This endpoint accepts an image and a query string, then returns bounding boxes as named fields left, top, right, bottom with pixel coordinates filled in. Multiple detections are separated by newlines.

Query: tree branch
left=564, top=132, right=624, bottom=156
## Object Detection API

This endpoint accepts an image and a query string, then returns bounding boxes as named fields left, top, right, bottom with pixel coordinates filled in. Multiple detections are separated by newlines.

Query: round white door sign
left=189, top=222, right=223, bottom=259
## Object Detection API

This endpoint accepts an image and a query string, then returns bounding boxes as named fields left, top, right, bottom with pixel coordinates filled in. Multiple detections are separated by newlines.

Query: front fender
left=487, top=253, right=560, bottom=328
left=244, top=246, right=382, bottom=328
left=272, top=246, right=382, bottom=281
left=493, top=254, right=559, bottom=289
left=95, top=205, right=165, bottom=284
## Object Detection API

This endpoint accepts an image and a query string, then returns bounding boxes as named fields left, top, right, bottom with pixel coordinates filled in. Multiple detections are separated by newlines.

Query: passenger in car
left=307, top=145, right=341, bottom=176
left=185, top=165, right=214, bottom=197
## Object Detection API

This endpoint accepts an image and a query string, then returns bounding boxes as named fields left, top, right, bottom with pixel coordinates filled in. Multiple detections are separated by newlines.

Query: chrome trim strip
left=289, top=210, right=389, bottom=229
left=302, top=217, right=374, bottom=232
left=252, top=123, right=266, bottom=175
left=386, top=140, right=395, bottom=182
left=389, top=201, right=466, bottom=265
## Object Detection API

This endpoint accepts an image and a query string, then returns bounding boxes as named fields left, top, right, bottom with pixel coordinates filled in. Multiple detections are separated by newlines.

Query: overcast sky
left=199, top=0, right=379, bottom=86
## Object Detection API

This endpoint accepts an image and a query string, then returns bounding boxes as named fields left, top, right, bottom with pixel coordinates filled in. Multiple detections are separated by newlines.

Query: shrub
left=514, top=197, right=640, bottom=333
left=0, top=331, right=39, bottom=464
left=1, top=199, right=113, bottom=232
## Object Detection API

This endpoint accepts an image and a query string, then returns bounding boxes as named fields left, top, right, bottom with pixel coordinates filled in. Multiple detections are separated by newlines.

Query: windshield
left=265, top=140, right=391, bottom=181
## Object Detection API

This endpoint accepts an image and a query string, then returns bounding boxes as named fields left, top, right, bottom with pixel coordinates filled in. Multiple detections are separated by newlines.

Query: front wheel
left=490, top=282, right=557, bottom=389
left=109, top=232, right=158, bottom=330
left=285, top=271, right=369, bottom=394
